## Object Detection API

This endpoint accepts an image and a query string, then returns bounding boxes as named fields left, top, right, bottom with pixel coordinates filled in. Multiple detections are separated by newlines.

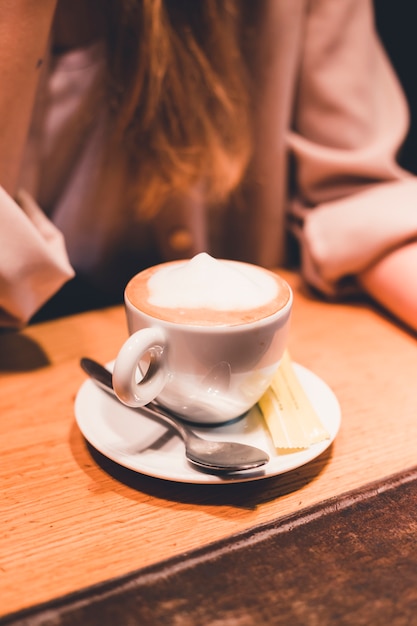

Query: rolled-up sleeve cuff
left=0, top=187, right=75, bottom=328
left=294, top=178, right=417, bottom=297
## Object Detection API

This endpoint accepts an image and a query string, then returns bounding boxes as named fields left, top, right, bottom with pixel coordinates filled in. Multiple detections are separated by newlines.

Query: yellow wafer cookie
left=258, top=351, right=330, bottom=449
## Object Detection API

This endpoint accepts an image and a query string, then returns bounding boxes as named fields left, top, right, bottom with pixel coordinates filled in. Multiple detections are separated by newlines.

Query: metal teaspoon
left=80, top=357, right=270, bottom=473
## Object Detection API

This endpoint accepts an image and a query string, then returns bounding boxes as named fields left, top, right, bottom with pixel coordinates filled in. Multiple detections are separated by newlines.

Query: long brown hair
left=105, top=0, right=252, bottom=216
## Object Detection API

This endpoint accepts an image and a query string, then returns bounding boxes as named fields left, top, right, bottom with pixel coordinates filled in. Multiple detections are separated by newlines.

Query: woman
left=1, top=0, right=417, bottom=330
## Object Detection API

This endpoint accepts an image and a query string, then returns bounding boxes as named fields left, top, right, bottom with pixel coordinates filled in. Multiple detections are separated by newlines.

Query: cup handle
left=112, top=328, right=167, bottom=407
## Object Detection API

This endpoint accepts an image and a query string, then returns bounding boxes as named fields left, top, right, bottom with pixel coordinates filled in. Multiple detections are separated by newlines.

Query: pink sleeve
left=0, top=187, right=74, bottom=328
left=288, top=0, right=417, bottom=296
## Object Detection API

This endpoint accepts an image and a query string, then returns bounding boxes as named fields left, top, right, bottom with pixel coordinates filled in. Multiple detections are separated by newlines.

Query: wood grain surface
left=1, top=270, right=417, bottom=616
left=4, top=466, right=417, bottom=626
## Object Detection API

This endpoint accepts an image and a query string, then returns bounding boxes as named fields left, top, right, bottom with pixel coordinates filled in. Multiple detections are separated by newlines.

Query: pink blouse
left=2, top=0, right=417, bottom=327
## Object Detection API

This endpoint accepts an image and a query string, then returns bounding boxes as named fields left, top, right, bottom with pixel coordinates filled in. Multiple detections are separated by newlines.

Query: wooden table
left=2, top=270, right=417, bottom=618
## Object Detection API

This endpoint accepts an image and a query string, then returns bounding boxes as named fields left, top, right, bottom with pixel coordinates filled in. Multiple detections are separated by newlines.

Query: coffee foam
left=126, top=253, right=291, bottom=326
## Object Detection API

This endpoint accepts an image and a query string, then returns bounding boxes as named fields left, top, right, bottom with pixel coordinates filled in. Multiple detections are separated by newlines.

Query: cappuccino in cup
left=126, top=253, right=291, bottom=326
left=112, top=254, right=292, bottom=424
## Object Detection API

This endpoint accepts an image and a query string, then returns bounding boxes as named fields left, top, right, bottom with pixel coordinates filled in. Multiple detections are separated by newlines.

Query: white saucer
left=74, top=362, right=341, bottom=484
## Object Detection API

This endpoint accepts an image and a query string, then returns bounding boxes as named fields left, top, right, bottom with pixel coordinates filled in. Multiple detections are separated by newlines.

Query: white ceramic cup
left=112, top=256, right=292, bottom=424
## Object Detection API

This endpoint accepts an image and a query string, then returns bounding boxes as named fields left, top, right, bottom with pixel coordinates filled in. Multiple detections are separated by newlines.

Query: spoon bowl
left=80, top=358, right=270, bottom=473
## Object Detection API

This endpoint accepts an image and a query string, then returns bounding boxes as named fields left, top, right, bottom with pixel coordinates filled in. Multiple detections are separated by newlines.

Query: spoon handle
left=80, top=357, right=190, bottom=440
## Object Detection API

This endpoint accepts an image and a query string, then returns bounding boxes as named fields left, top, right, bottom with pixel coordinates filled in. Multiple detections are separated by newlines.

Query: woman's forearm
left=358, top=241, right=417, bottom=333
left=0, top=1, right=57, bottom=195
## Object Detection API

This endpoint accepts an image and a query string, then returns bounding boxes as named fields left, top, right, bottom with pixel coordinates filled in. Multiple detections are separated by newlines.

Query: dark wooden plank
left=3, top=466, right=417, bottom=626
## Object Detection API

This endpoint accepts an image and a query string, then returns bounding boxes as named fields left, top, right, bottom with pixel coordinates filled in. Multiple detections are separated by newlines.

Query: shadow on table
left=0, top=331, right=49, bottom=371
left=70, top=418, right=333, bottom=509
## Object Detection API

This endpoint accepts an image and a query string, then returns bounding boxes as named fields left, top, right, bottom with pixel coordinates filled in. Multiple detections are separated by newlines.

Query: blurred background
left=374, top=0, right=417, bottom=174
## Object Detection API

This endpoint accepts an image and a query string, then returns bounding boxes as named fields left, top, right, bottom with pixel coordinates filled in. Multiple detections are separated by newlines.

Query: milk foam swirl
left=126, top=254, right=291, bottom=326
left=147, top=253, right=278, bottom=310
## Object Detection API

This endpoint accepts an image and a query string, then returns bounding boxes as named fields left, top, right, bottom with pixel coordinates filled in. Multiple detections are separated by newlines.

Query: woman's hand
left=358, top=240, right=417, bottom=334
